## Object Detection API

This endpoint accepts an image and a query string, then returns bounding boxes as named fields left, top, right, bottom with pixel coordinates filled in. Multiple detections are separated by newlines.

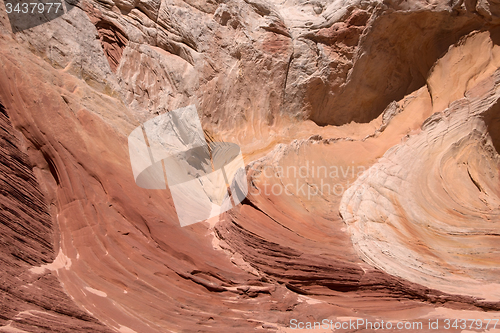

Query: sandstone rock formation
left=1, top=0, right=500, bottom=330
left=340, top=30, right=500, bottom=302
left=0, top=102, right=114, bottom=332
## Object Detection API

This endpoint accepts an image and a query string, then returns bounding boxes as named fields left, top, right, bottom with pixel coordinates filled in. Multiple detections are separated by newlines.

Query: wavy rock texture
left=340, top=30, right=500, bottom=302
left=0, top=0, right=500, bottom=331
left=0, top=102, right=114, bottom=332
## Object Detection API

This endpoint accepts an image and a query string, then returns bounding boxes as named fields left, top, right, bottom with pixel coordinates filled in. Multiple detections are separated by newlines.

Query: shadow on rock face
left=306, top=10, right=485, bottom=126
left=483, top=100, right=500, bottom=156
left=485, top=27, right=500, bottom=156
left=5, top=0, right=79, bottom=32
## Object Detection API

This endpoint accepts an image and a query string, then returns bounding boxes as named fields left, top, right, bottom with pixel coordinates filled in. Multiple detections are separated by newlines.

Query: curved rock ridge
left=214, top=76, right=500, bottom=313
left=2, top=0, right=500, bottom=330
left=2, top=0, right=500, bottom=140
left=340, top=30, right=500, bottom=302
left=0, top=37, right=277, bottom=332
left=0, top=101, right=114, bottom=332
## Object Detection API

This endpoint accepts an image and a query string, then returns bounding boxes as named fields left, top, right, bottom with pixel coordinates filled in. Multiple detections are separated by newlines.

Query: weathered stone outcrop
left=340, top=30, right=500, bottom=302
left=1, top=0, right=500, bottom=331
left=0, top=102, right=114, bottom=332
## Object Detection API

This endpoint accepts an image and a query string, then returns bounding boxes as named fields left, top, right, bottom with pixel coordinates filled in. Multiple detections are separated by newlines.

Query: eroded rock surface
left=340, top=30, right=500, bottom=302
left=1, top=0, right=500, bottom=331
left=0, top=102, right=114, bottom=332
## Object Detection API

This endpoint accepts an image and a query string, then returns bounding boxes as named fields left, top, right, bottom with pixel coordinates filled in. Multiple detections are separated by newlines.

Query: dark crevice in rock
left=283, top=50, right=294, bottom=99
left=94, top=20, right=129, bottom=72
left=41, top=151, right=60, bottom=186
left=482, top=88, right=500, bottom=155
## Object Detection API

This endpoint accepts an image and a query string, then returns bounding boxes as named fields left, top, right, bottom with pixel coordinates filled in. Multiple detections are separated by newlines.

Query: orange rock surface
left=1, top=0, right=500, bottom=331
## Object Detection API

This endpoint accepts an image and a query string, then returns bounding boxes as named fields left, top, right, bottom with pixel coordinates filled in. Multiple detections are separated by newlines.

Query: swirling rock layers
left=0, top=102, right=113, bottom=332
left=340, top=30, right=500, bottom=302
left=1, top=0, right=500, bottom=330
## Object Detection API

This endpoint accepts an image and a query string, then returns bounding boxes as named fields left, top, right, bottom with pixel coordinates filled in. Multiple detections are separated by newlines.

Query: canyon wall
left=1, top=0, right=500, bottom=331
